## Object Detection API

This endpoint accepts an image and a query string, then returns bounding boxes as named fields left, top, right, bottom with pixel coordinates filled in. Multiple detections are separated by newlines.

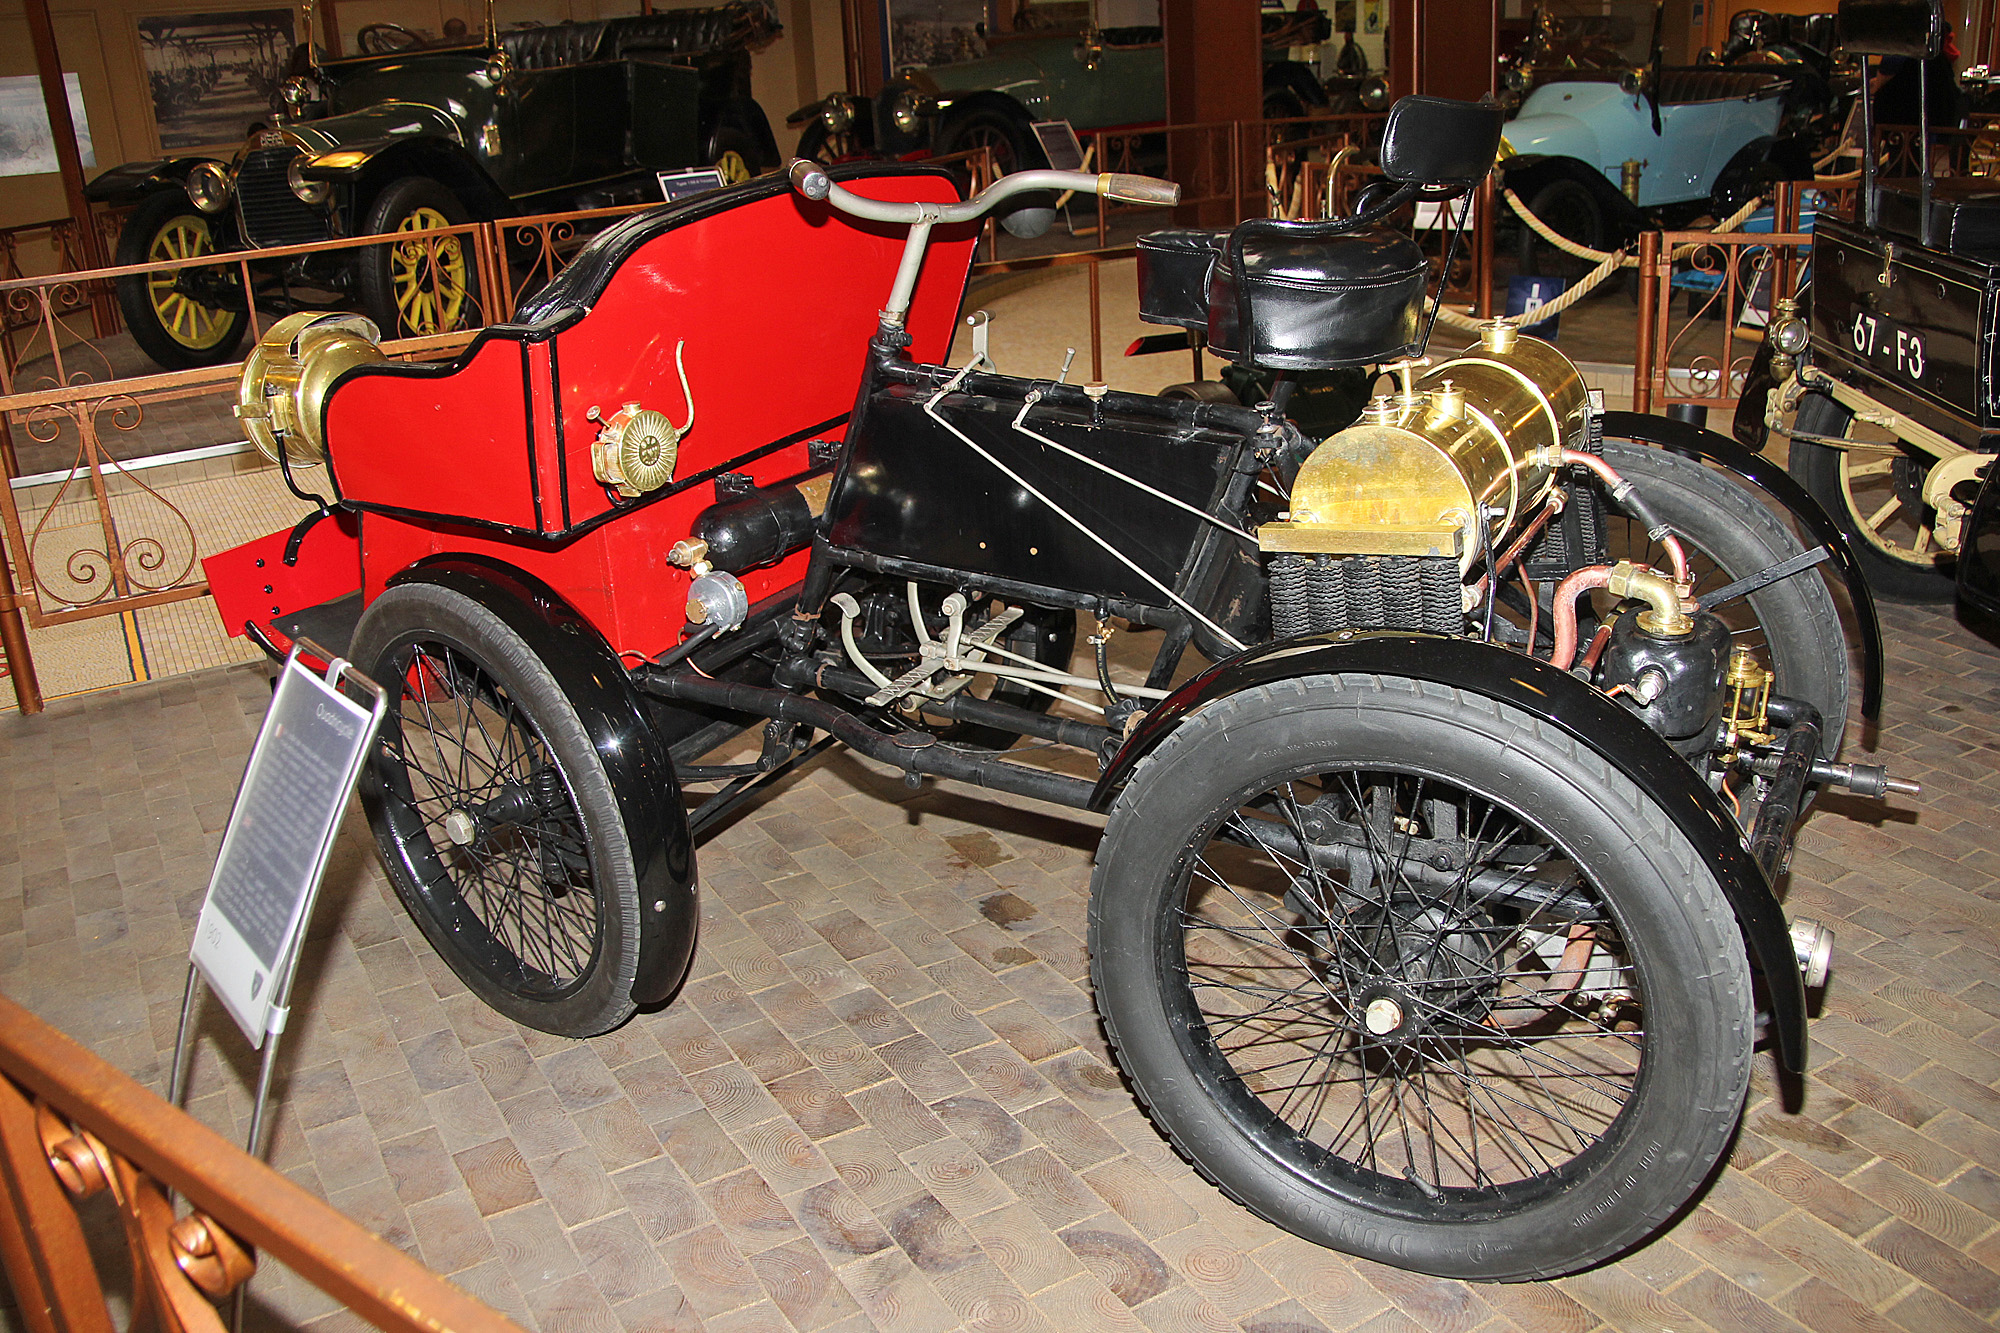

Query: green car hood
left=285, top=100, right=467, bottom=157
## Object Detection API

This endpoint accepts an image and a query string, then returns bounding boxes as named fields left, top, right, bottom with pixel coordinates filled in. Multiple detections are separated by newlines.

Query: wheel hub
left=442, top=809, right=477, bottom=846
left=1336, top=897, right=1501, bottom=1036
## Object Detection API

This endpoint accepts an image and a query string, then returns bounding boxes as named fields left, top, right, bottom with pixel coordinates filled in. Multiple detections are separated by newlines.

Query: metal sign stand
left=166, top=640, right=385, bottom=1328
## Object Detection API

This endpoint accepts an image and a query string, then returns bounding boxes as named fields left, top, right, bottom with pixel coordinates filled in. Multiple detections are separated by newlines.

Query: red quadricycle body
left=207, top=166, right=978, bottom=659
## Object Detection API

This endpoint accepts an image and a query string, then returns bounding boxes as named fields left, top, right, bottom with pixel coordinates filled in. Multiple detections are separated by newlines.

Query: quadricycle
left=212, top=93, right=1918, bottom=1280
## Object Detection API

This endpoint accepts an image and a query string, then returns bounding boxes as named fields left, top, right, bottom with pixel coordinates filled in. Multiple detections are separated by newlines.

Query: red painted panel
left=549, top=178, right=975, bottom=532
left=333, top=170, right=977, bottom=658
left=203, top=511, right=362, bottom=641
left=325, top=337, right=539, bottom=529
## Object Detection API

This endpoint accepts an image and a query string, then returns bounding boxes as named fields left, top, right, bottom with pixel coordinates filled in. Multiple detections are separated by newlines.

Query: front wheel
left=114, top=188, right=249, bottom=370
left=1792, top=389, right=1957, bottom=603
left=352, top=582, right=643, bottom=1036
left=1516, top=177, right=1607, bottom=289
left=356, top=177, right=481, bottom=339
left=1090, top=674, right=1753, bottom=1281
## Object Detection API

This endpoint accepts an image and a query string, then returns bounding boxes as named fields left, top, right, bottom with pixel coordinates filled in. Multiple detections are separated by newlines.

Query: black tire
left=1090, top=674, right=1753, bottom=1281
left=114, top=188, right=249, bottom=370
left=1516, top=177, right=1606, bottom=288
left=356, top=177, right=480, bottom=340
left=936, top=108, right=1038, bottom=177
left=1597, top=436, right=1850, bottom=756
left=353, top=582, right=642, bottom=1036
left=1791, top=390, right=1957, bottom=603
left=708, top=126, right=764, bottom=183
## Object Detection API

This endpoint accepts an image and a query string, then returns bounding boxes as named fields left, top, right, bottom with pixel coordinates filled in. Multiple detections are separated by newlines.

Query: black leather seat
left=1876, top=178, right=2000, bottom=258
left=501, top=21, right=609, bottom=69
left=1136, top=227, right=1429, bottom=369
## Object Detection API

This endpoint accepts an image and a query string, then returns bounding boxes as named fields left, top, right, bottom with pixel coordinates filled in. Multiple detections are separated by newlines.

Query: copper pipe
left=1579, top=623, right=1615, bottom=674
left=1633, top=230, right=1660, bottom=414
left=1550, top=566, right=1613, bottom=669
left=1561, top=449, right=1690, bottom=583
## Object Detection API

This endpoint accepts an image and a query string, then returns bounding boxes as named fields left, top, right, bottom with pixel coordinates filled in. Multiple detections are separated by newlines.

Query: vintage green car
left=88, top=3, right=782, bottom=369
left=793, top=13, right=1335, bottom=173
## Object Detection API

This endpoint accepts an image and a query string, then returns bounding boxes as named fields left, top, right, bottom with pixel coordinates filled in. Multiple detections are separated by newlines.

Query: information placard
left=191, top=651, right=380, bottom=1047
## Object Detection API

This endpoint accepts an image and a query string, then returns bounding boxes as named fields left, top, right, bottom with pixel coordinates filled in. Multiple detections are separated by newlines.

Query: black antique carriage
left=214, top=91, right=1918, bottom=1283
left=1742, top=0, right=2000, bottom=611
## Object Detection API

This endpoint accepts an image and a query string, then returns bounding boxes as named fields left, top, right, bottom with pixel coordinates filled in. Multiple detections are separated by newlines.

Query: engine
left=1261, top=320, right=1593, bottom=636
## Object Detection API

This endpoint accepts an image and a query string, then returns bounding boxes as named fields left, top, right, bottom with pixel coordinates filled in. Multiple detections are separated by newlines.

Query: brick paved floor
left=1, top=595, right=1997, bottom=1333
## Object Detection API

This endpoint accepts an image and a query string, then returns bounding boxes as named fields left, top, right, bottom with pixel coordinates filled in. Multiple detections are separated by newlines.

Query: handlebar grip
left=789, top=158, right=831, bottom=201
left=1099, top=173, right=1181, bottom=207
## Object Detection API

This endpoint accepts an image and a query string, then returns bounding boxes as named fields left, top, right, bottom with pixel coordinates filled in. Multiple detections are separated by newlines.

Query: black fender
left=1601, top=410, right=1884, bottom=720
left=343, top=140, right=513, bottom=223
left=707, top=96, right=781, bottom=171
left=86, top=157, right=220, bottom=204
left=1091, top=631, right=1811, bottom=1072
left=389, top=556, right=696, bottom=1007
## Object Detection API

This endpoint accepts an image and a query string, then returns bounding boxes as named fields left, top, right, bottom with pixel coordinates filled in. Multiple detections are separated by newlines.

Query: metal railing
left=1632, top=185, right=1813, bottom=416
left=0, top=993, right=524, bottom=1333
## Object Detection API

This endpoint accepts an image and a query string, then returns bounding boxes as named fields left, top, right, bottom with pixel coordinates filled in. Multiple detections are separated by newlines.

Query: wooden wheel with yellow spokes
left=357, top=177, right=481, bottom=339
left=114, top=188, right=248, bottom=370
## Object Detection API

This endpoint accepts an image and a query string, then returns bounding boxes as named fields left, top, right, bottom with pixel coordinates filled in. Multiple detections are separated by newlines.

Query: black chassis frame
left=600, top=331, right=1848, bottom=1071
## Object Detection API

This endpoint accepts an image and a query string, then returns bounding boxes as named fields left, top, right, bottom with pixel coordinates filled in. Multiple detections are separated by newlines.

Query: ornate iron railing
left=0, top=993, right=524, bottom=1333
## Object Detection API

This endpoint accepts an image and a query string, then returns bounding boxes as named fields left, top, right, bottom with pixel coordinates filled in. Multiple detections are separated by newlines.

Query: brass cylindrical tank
left=1260, top=320, right=1592, bottom=570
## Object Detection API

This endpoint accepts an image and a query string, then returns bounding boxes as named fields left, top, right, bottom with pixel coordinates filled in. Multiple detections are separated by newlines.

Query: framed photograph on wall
left=136, top=8, right=295, bottom=151
left=0, top=74, right=96, bottom=179
left=883, top=0, right=989, bottom=73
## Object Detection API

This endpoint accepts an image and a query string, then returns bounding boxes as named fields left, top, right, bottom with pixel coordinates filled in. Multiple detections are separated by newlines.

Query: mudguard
left=84, top=157, right=219, bottom=203
left=1602, top=409, right=1885, bottom=720
left=389, top=556, right=697, bottom=1007
left=1092, top=631, right=1811, bottom=1073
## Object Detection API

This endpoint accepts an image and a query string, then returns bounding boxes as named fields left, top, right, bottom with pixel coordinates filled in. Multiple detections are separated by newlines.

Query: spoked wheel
left=357, top=177, right=479, bottom=339
left=352, top=582, right=642, bottom=1036
left=1791, top=390, right=1957, bottom=603
left=114, top=188, right=248, bottom=370
left=1091, top=675, right=1753, bottom=1281
left=1594, top=436, right=1851, bottom=756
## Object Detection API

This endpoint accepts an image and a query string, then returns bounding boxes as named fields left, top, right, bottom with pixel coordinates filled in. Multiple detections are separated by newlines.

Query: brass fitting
left=1605, top=560, right=1692, bottom=636
left=1723, top=645, right=1775, bottom=745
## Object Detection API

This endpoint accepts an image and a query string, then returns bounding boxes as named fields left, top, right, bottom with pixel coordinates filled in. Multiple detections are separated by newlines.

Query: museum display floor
left=2, top=587, right=1999, bottom=1333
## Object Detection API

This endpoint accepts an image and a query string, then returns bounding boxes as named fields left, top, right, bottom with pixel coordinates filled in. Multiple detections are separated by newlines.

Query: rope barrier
left=1430, top=188, right=1768, bottom=332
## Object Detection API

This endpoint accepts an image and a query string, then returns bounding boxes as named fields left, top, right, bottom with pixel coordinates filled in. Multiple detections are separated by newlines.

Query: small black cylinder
left=693, top=479, right=823, bottom=572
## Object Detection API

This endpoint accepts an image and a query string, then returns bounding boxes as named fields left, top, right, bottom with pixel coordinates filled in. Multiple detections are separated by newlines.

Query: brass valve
left=1722, top=646, right=1775, bottom=746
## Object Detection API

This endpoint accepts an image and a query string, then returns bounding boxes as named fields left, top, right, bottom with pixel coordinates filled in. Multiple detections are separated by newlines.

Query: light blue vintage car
left=1501, top=0, right=1821, bottom=278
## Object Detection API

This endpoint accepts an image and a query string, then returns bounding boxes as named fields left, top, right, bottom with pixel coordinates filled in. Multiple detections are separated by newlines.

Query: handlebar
left=788, top=159, right=1181, bottom=224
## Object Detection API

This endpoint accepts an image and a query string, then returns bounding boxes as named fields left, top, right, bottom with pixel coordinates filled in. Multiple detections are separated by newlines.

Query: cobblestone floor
left=0, top=589, right=1996, bottom=1333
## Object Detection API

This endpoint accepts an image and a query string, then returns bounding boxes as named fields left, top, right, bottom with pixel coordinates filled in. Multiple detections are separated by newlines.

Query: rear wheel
left=114, top=188, right=248, bottom=370
left=353, top=582, right=642, bottom=1036
left=1791, top=389, right=1957, bottom=603
left=1090, top=674, right=1753, bottom=1281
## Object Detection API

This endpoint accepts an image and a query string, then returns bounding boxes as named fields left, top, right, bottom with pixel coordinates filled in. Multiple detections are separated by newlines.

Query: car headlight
left=820, top=98, right=853, bottom=133
left=890, top=88, right=930, bottom=135
left=186, top=161, right=232, bottom=213
left=287, top=155, right=332, bottom=206
left=1358, top=77, right=1390, bottom=112
left=280, top=76, right=312, bottom=114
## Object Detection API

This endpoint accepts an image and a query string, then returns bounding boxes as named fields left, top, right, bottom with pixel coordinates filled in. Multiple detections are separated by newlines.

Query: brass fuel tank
left=1261, top=319, right=1592, bottom=568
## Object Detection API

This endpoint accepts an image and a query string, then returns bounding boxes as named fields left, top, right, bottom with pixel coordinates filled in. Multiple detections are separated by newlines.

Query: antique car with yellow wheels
left=87, top=1, right=781, bottom=369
